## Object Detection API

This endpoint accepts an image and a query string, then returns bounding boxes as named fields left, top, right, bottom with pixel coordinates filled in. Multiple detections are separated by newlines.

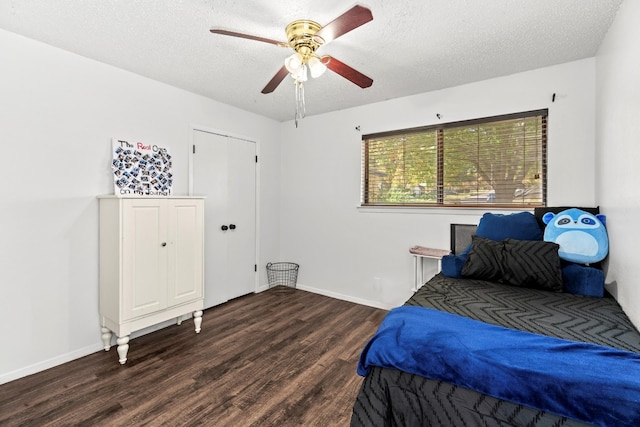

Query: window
left=362, top=109, right=547, bottom=207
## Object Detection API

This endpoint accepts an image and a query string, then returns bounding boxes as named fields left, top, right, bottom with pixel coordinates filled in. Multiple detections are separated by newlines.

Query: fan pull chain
left=294, top=78, right=306, bottom=128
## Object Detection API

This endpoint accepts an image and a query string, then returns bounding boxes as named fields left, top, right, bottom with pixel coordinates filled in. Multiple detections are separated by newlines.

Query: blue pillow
left=562, top=263, right=604, bottom=297
left=475, top=212, right=542, bottom=242
left=441, top=253, right=467, bottom=278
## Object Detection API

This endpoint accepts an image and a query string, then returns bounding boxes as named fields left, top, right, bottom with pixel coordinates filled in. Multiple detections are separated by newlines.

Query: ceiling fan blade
left=314, top=5, right=373, bottom=44
left=210, top=29, right=288, bottom=47
left=323, top=56, right=373, bottom=88
left=262, top=66, right=290, bottom=94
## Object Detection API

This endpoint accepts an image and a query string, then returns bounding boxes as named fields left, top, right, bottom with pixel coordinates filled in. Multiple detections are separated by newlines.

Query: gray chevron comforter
left=351, top=273, right=640, bottom=427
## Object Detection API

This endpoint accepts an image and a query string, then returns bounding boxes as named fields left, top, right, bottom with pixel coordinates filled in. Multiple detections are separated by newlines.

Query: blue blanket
left=357, top=306, right=640, bottom=427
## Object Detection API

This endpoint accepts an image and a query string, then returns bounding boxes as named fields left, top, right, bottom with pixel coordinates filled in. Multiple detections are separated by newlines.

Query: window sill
left=356, top=205, right=535, bottom=215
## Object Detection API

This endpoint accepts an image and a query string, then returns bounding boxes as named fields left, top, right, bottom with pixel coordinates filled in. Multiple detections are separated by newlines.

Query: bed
left=351, top=211, right=640, bottom=427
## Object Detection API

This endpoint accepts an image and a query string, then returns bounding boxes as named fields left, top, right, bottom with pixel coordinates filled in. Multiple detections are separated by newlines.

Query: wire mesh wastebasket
left=266, top=262, right=299, bottom=293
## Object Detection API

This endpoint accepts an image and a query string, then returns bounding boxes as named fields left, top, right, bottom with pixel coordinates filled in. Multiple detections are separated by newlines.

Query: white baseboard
left=295, top=283, right=392, bottom=311
left=0, top=343, right=104, bottom=385
left=0, top=317, right=194, bottom=385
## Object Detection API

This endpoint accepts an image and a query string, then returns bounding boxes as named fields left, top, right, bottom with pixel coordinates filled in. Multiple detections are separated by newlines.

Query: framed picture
left=111, top=137, right=173, bottom=196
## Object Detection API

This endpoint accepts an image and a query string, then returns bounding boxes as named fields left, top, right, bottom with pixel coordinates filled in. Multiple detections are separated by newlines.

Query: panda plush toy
left=542, top=208, right=609, bottom=265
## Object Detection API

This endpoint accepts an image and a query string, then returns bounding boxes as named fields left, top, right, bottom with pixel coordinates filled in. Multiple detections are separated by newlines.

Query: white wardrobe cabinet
left=98, top=196, right=205, bottom=364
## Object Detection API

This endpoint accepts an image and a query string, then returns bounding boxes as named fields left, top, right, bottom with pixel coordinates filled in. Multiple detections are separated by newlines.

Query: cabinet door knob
left=221, top=225, right=229, bottom=231
left=161, top=242, right=167, bottom=247
left=229, top=224, right=236, bottom=230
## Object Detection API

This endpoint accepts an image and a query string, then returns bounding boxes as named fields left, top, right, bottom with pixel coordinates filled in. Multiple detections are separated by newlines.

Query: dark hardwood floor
left=0, top=288, right=387, bottom=426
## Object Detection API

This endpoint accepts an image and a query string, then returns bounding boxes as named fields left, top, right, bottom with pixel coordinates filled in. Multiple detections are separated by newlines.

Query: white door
left=192, top=129, right=257, bottom=308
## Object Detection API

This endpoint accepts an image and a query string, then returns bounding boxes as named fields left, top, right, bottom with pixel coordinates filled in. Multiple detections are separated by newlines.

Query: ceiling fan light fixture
left=289, top=64, right=308, bottom=82
left=284, top=52, right=304, bottom=73
left=308, top=55, right=327, bottom=78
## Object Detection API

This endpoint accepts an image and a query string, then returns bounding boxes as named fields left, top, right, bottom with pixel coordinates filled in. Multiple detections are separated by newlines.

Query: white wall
left=5, top=5, right=633, bottom=382
left=279, top=59, right=597, bottom=309
left=595, top=0, right=640, bottom=326
left=0, top=29, right=281, bottom=383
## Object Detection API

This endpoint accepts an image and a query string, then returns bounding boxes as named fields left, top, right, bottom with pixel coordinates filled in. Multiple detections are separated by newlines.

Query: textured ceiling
left=0, top=0, right=623, bottom=122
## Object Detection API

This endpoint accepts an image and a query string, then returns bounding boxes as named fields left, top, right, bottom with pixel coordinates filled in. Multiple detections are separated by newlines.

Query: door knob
left=229, top=224, right=236, bottom=230
left=161, top=242, right=167, bottom=247
left=221, top=225, right=229, bottom=231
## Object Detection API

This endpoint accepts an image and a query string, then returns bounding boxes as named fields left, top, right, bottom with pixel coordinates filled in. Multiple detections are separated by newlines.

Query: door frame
left=188, top=124, right=261, bottom=296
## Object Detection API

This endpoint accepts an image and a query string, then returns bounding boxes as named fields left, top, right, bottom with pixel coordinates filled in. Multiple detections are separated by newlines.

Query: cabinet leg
left=193, top=310, right=203, bottom=333
left=116, top=335, right=130, bottom=364
left=101, top=327, right=112, bottom=351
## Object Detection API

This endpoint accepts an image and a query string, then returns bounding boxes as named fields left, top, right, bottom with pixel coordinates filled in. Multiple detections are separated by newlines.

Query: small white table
left=410, top=246, right=450, bottom=291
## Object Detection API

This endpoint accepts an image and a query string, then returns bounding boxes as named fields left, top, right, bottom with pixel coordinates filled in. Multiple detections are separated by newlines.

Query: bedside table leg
left=417, top=257, right=424, bottom=290
left=412, top=255, right=419, bottom=292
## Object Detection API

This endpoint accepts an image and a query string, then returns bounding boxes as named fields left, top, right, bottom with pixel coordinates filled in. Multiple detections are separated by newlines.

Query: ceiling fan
left=210, top=5, right=374, bottom=98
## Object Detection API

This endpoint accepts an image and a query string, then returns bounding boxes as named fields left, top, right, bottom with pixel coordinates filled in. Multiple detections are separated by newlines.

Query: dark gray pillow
left=462, top=236, right=563, bottom=292
left=460, top=236, right=503, bottom=282
left=501, top=238, right=563, bottom=291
